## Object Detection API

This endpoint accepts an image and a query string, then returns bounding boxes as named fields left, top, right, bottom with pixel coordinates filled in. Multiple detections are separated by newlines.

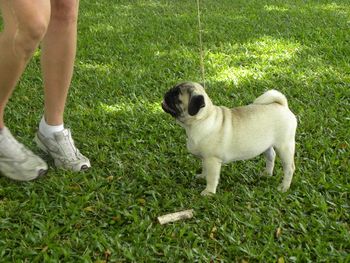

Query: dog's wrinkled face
left=162, top=82, right=206, bottom=122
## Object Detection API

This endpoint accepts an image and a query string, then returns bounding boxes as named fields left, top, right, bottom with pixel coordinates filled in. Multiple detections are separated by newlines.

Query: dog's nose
left=161, top=101, right=177, bottom=117
left=161, top=101, right=171, bottom=113
left=161, top=101, right=166, bottom=110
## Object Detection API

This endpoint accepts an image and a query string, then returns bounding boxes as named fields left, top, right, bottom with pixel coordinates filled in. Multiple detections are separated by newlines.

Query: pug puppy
left=162, top=82, right=297, bottom=195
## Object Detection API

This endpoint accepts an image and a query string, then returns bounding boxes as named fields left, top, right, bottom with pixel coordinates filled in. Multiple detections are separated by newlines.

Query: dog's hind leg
left=262, top=147, right=276, bottom=176
left=276, top=143, right=295, bottom=192
left=196, top=161, right=206, bottom=180
left=200, top=157, right=222, bottom=195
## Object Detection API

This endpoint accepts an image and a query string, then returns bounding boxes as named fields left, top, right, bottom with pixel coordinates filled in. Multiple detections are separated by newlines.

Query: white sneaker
left=35, top=129, right=90, bottom=172
left=0, top=127, right=48, bottom=181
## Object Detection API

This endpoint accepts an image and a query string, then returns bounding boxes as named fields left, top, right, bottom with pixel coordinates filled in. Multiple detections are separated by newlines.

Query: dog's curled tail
left=253, top=89, right=288, bottom=107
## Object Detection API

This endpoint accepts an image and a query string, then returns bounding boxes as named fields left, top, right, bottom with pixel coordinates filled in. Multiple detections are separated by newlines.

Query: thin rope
left=196, top=0, right=206, bottom=88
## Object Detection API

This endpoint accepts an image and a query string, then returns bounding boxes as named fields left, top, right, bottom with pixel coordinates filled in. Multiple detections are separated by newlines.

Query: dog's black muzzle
left=161, top=100, right=179, bottom=118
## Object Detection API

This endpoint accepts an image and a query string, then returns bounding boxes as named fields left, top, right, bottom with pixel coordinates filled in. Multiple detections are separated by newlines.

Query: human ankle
left=39, top=116, right=64, bottom=139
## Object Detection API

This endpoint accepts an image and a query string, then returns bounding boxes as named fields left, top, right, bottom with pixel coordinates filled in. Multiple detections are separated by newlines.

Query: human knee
left=50, top=0, right=78, bottom=23
left=14, top=19, right=48, bottom=58
left=23, top=20, right=48, bottom=43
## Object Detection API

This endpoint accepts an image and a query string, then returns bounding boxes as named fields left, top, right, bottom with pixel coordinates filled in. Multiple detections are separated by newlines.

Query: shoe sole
left=0, top=167, right=48, bottom=182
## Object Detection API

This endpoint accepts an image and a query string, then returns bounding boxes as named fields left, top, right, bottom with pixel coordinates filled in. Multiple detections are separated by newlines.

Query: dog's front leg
left=201, top=157, right=222, bottom=196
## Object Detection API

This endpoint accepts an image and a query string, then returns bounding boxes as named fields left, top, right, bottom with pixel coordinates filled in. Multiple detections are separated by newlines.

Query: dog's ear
left=198, top=82, right=206, bottom=89
left=188, top=95, right=205, bottom=116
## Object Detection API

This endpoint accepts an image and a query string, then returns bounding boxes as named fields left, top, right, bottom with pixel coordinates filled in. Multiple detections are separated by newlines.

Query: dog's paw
left=196, top=173, right=206, bottom=180
left=260, top=171, right=273, bottom=177
left=200, top=189, right=215, bottom=196
left=277, top=183, right=289, bottom=193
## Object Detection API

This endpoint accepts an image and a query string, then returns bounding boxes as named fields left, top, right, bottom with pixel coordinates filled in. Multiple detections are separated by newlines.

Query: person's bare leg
left=0, top=0, right=50, bottom=181
left=36, top=0, right=90, bottom=171
left=0, top=0, right=50, bottom=128
left=41, top=0, right=79, bottom=125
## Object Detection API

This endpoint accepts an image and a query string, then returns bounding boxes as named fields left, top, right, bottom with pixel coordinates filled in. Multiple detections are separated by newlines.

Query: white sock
left=39, top=116, right=64, bottom=139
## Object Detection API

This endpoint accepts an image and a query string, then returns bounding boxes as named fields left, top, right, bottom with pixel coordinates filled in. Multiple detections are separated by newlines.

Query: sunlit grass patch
left=207, top=36, right=302, bottom=86
left=99, top=101, right=162, bottom=114
left=77, top=61, right=112, bottom=74
left=264, top=5, right=289, bottom=12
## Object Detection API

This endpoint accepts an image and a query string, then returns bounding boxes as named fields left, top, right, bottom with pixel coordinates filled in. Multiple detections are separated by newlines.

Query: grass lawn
left=0, top=0, right=349, bottom=262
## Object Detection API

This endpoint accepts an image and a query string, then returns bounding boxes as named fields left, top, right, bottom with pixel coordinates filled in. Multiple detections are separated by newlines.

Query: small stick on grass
left=157, top=209, right=194, bottom=225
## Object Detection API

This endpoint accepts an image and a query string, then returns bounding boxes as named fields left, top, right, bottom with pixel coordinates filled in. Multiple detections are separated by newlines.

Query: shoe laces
left=59, top=131, right=81, bottom=161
